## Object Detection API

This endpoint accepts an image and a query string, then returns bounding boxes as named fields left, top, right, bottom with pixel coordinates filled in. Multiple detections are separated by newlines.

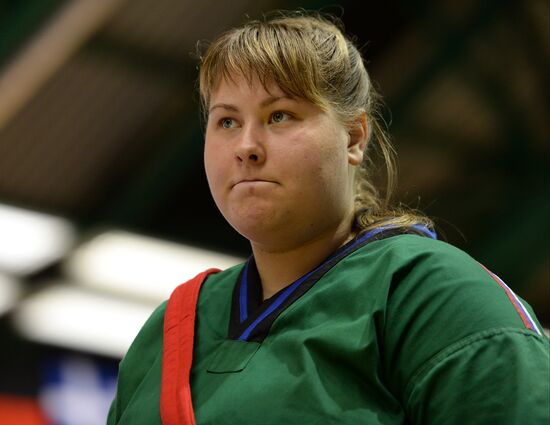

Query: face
left=204, top=73, right=366, bottom=251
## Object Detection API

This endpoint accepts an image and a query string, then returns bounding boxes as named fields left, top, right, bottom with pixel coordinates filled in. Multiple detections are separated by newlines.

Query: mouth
left=232, top=179, right=277, bottom=188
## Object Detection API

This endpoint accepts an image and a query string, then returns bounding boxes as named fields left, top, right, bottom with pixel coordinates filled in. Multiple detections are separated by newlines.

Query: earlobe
left=348, top=113, right=368, bottom=166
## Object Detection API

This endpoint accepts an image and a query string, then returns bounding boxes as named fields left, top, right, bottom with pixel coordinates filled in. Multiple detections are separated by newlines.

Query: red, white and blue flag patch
left=479, top=263, right=542, bottom=336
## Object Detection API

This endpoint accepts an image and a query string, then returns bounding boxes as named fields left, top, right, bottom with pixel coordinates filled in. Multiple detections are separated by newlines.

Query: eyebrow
left=208, top=95, right=294, bottom=114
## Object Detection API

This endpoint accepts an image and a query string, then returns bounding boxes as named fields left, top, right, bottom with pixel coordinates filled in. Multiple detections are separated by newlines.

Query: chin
left=230, top=218, right=277, bottom=242
left=224, top=203, right=278, bottom=231
left=228, top=214, right=292, bottom=246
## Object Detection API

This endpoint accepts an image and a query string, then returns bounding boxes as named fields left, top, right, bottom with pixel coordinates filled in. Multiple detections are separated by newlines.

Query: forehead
left=209, top=72, right=287, bottom=103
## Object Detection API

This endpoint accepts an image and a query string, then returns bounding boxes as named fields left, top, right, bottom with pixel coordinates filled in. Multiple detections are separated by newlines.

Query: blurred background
left=0, top=0, right=548, bottom=424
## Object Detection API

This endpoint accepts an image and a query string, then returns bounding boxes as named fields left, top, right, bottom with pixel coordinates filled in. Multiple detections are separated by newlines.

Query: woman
left=108, top=12, right=549, bottom=425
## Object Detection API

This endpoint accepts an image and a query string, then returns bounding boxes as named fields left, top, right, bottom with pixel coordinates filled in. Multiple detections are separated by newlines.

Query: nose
left=235, top=122, right=266, bottom=165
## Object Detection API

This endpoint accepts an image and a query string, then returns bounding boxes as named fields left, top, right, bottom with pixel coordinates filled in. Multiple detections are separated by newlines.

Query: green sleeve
left=107, top=301, right=166, bottom=425
left=381, top=237, right=549, bottom=424
left=405, top=328, right=549, bottom=424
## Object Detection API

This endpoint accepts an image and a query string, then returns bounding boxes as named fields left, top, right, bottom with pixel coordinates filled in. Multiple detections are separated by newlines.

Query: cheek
left=290, top=151, right=344, bottom=201
left=311, top=137, right=349, bottom=177
left=204, top=141, right=224, bottom=194
left=310, top=145, right=351, bottom=201
left=203, top=149, right=214, bottom=183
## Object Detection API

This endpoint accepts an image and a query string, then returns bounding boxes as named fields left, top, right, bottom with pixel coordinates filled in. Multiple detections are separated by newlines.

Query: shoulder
left=343, top=234, right=510, bottom=319
left=353, top=234, right=533, bottom=327
left=199, top=262, right=244, bottom=292
left=368, top=235, right=540, bottom=335
left=126, top=264, right=243, bottom=342
left=193, top=263, right=244, bottom=342
left=343, top=234, right=480, bottom=286
left=196, top=263, right=244, bottom=308
left=354, top=235, right=546, bottom=395
left=355, top=232, right=476, bottom=267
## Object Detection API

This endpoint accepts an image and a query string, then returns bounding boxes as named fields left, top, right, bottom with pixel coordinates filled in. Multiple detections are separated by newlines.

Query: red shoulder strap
left=160, top=268, right=220, bottom=425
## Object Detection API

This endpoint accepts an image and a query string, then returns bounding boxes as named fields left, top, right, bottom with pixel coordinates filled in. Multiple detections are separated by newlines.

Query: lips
left=232, top=179, right=276, bottom=188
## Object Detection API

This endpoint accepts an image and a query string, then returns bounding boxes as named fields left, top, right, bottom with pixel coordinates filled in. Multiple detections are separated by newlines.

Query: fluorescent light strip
left=0, top=273, right=22, bottom=316
left=0, top=204, right=75, bottom=275
left=65, top=230, right=244, bottom=302
left=13, top=283, right=156, bottom=358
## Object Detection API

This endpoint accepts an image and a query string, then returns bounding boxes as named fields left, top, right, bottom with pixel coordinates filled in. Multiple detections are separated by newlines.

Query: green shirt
left=108, top=233, right=549, bottom=425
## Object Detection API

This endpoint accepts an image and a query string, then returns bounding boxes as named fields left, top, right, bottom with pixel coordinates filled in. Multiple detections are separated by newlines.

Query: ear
left=347, top=112, right=368, bottom=166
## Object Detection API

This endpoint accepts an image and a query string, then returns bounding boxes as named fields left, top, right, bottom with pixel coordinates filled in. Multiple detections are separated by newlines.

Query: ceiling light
left=0, top=204, right=75, bottom=275
left=64, top=230, right=244, bottom=302
left=13, top=283, right=157, bottom=358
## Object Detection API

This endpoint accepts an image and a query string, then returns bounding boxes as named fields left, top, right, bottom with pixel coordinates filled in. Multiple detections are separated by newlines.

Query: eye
left=270, top=111, right=290, bottom=123
left=219, top=118, right=236, bottom=129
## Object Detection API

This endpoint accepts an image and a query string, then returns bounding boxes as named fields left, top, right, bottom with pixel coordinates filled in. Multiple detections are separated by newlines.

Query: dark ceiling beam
left=0, top=0, right=68, bottom=69
left=0, top=0, right=129, bottom=130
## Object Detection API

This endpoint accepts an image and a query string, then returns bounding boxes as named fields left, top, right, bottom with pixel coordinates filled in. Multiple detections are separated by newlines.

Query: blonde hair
left=199, top=11, right=433, bottom=233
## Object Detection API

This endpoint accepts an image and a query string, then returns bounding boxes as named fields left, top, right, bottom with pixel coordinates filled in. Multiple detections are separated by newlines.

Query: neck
left=250, top=220, right=355, bottom=300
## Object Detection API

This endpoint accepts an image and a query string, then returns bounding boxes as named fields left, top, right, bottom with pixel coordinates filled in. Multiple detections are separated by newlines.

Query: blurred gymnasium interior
left=0, top=0, right=548, bottom=423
